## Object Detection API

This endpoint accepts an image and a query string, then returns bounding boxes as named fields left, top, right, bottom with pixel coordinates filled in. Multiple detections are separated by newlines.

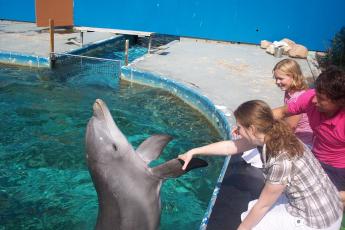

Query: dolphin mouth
left=93, top=99, right=108, bottom=120
left=93, top=99, right=103, bottom=112
left=92, top=99, right=118, bottom=142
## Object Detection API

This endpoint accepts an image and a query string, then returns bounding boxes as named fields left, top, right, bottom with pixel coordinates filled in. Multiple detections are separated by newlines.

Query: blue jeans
left=320, top=162, right=345, bottom=191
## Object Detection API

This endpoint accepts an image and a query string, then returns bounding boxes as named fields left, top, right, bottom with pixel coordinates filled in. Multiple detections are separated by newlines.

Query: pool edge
left=0, top=50, right=50, bottom=68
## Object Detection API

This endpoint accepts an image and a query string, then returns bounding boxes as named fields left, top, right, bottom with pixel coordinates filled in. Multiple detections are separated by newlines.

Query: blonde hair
left=234, top=100, right=304, bottom=158
left=273, top=59, right=308, bottom=91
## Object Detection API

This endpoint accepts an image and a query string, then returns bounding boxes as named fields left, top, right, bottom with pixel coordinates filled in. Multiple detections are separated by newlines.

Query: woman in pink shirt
left=273, top=66, right=345, bottom=205
left=273, top=59, right=313, bottom=147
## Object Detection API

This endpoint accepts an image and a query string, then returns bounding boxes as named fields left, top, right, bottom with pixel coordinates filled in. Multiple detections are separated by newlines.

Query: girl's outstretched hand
left=178, top=151, right=194, bottom=170
left=231, top=126, right=241, bottom=139
left=237, top=225, right=250, bottom=230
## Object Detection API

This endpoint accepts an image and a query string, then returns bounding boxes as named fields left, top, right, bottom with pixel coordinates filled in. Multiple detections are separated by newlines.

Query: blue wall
left=74, top=0, right=345, bottom=51
left=0, top=0, right=35, bottom=22
left=0, top=0, right=344, bottom=51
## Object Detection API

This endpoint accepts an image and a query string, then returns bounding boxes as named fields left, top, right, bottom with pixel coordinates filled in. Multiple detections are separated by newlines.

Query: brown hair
left=316, top=66, right=345, bottom=104
left=273, top=59, right=308, bottom=92
left=234, top=100, right=304, bottom=158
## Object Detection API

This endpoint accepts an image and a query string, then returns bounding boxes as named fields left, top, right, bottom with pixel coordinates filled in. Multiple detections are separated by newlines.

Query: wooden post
left=125, top=39, right=129, bottom=66
left=49, top=19, right=54, bottom=53
left=49, top=19, right=56, bottom=68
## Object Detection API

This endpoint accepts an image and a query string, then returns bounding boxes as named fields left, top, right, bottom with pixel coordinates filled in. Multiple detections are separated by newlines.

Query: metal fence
left=52, top=52, right=122, bottom=78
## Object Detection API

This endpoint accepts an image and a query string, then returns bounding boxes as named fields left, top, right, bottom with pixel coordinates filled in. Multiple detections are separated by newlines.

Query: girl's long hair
left=234, top=100, right=304, bottom=158
left=273, top=59, right=308, bottom=92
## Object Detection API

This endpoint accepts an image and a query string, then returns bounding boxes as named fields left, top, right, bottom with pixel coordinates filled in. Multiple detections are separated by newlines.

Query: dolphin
left=85, top=99, right=208, bottom=230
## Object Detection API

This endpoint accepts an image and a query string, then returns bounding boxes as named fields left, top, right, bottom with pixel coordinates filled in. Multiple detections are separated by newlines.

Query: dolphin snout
left=93, top=99, right=104, bottom=111
left=95, top=98, right=103, bottom=104
left=94, top=98, right=104, bottom=107
left=92, top=99, right=107, bottom=119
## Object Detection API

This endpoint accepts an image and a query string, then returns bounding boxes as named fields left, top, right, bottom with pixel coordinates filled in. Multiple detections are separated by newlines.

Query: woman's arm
left=272, top=105, right=290, bottom=120
left=178, top=138, right=256, bottom=170
left=285, top=114, right=302, bottom=131
left=238, top=183, right=286, bottom=230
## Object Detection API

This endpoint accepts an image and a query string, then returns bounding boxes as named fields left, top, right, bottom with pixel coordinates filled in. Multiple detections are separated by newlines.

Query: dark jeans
left=320, top=162, right=345, bottom=191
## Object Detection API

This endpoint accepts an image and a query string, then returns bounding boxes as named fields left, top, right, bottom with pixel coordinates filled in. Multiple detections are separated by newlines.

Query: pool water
left=81, top=34, right=179, bottom=64
left=0, top=62, right=224, bottom=229
left=85, top=42, right=148, bottom=64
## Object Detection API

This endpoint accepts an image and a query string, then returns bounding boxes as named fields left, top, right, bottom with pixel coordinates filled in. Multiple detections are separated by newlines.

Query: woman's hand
left=178, top=151, right=194, bottom=170
left=237, top=223, right=250, bottom=230
left=231, top=126, right=241, bottom=140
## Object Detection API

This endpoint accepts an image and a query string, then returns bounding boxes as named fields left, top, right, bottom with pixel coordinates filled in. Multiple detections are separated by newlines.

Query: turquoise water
left=80, top=35, right=178, bottom=63
left=83, top=42, right=148, bottom=64
left=0, top=62, right=224, bottom=229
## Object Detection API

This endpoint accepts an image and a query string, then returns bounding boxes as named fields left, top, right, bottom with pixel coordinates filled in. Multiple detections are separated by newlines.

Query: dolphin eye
left=112, top=144, right=118, bottom=151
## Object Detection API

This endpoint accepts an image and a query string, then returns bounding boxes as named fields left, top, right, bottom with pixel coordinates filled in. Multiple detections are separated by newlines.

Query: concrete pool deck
left=0, top=20, right=118, bottom=67
left=0, top=20, right=117, bottom=56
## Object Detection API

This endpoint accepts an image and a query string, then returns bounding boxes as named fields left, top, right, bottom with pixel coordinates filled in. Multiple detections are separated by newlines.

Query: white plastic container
left=274, top=47, right=283, bottom=58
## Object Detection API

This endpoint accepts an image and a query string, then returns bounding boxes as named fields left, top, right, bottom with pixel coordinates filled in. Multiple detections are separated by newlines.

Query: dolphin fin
left=136, top=134, right=173, bottom=164
left=151, top=158, right=208, bottom=179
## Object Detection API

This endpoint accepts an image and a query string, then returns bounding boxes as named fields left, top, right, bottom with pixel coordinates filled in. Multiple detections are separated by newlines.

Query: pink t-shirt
left=284, top=90, right=313, bottom=147
left=287, top=89, right=345, bottom=168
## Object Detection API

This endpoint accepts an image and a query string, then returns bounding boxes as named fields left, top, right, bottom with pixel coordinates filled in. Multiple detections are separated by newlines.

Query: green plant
left=324, top=27, right=345, bottom=69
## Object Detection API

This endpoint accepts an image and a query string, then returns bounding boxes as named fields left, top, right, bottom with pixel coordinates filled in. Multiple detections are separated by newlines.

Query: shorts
left=241, top=196, right=342, bottom=230
left=320, top=162, right=345, bottom=191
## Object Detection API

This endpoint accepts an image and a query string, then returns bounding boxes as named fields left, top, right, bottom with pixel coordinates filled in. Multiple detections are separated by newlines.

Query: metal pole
left=148, top=35, right=152, bottom=54
left=49, top=19, right=56, bottom=68
left=125, top=39, right=129, bottom=66
left=80, top=31, right=84, bottom=47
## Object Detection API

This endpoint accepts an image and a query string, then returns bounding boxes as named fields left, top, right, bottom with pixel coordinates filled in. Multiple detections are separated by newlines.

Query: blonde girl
left=273, top=59, right=313, bottom=147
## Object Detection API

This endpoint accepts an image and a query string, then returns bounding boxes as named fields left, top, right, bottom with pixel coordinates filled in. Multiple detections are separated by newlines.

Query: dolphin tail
left=151, top=158, right=208, bottom=179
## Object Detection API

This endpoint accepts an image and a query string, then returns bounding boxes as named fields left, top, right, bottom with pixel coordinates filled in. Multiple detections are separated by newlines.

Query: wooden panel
left=35, top=0, right=73, bottom=27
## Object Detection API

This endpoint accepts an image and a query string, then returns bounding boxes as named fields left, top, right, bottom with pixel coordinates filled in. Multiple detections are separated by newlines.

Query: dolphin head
left=86, top=99, right=133, bottom=163
left=85, top=99, right=208, bottom=230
